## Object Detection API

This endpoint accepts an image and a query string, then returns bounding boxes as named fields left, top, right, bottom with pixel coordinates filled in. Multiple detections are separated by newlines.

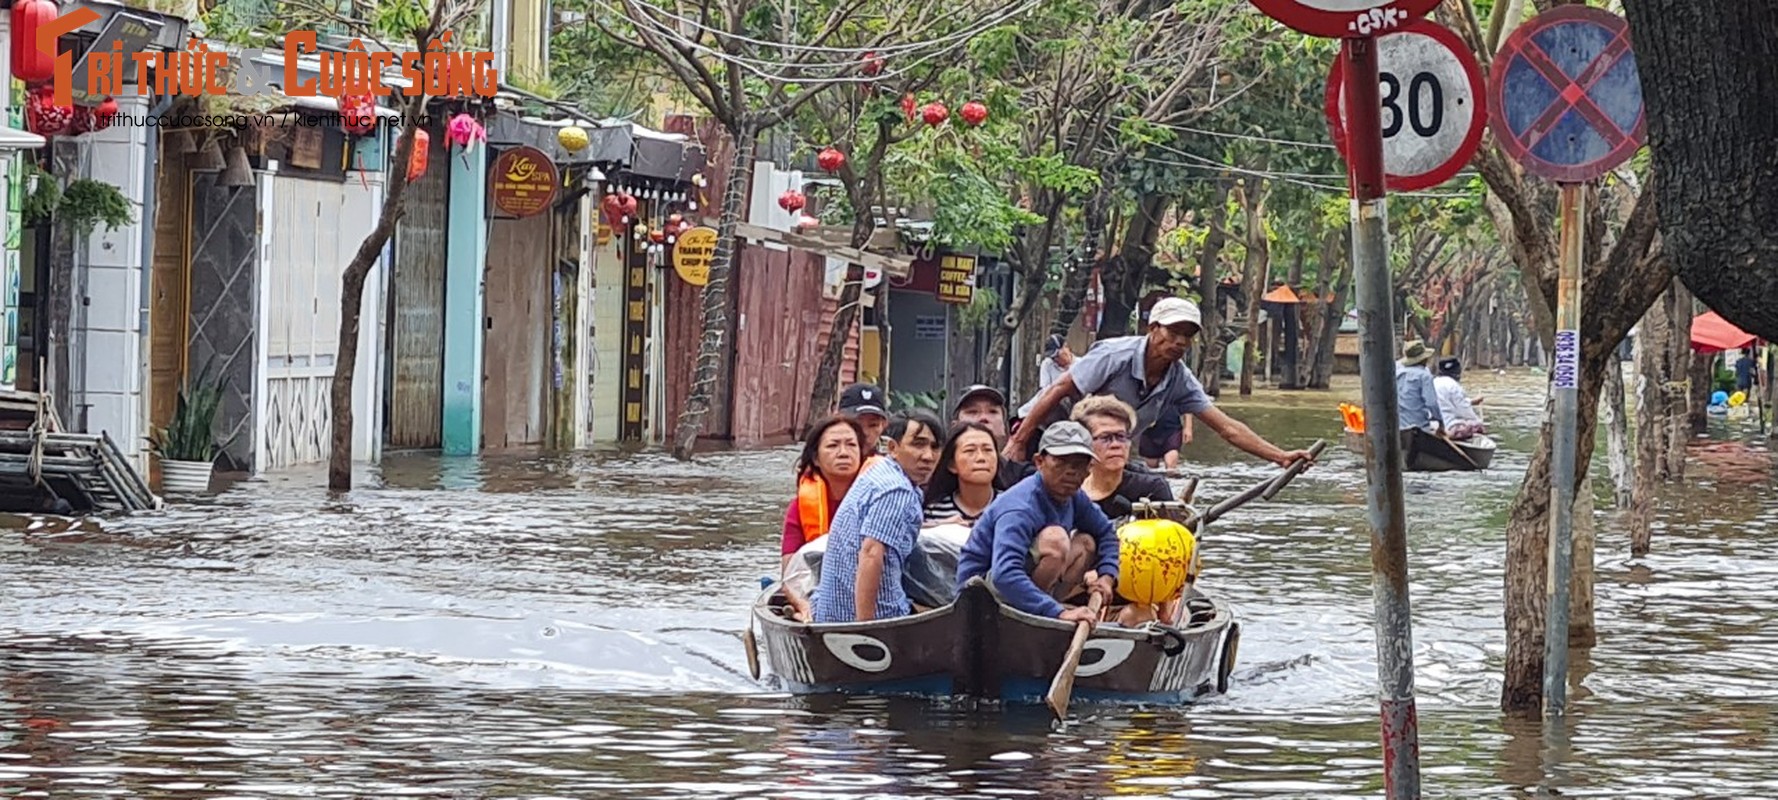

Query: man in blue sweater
left=956, top=421, right=1119, bottom=627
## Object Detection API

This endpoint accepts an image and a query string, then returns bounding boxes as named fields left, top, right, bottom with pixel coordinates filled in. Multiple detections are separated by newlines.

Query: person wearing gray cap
left=955, top=421, right=1120, bottom=626
left=1004, top=296, right=1315, bottom=471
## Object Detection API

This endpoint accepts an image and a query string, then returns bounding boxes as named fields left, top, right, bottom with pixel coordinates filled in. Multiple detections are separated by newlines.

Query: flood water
left=3, top=369, right=1775, bottom=798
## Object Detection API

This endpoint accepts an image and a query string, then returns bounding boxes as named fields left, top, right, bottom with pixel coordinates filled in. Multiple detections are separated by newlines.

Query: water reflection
left=0, top=371, right=1773, bottom=797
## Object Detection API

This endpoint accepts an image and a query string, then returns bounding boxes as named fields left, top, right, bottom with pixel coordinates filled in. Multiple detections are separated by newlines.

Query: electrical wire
left=591, top=0, right=1039, bottom=84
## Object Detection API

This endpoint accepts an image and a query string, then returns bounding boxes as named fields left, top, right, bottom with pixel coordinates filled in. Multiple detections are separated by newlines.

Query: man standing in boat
left=812, top=411, right=946, bottom=623
left=958, top=421, right=1120, bottom=627
left=1002, top=297, right=1314, bottom=470
left=1395, top=341, right=1445, bottom=433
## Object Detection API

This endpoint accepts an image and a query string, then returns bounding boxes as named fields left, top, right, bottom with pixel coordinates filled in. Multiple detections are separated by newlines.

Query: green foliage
left=957, top=286, right=1002, bottom=331
left=149, top=362, right=224, bottom=463
left=35, top=178, right=135, bottom=237
left=20, top=163, right=59, bottom=227
left=890, top=389, right=945, bottom=413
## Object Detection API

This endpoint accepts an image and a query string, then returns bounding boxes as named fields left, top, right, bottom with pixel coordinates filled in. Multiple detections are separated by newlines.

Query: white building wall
left=77, top=95, right=151, bottom=473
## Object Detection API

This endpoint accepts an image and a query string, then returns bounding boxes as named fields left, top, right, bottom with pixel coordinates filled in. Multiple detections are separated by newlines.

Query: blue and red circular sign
left=1488, top=5, right=1646, bottom=184
left=1248, top=0, right=1442, bottom=39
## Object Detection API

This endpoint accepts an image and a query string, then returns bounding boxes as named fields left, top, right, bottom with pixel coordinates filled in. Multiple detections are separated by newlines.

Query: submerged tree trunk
left=1629, top=284, right=1674, bottom=556
left=1499, top=188, right=1664, bottom=716
left=801, top=171, right=884, bottom=435
left=1601, top=356, right=1632, bottom=509
left=673, top=126, right=758, bottom=460
left=328, top=98, right=425, bottom=492
left=1622, top=0, right=1778, bottom=343
left=1665, top=284, right=1693, bottom=478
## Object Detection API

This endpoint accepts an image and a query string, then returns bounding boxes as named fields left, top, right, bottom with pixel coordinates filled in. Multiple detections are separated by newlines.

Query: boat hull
left=1402, top=427, right=1496, bottom=471
left=751, top=577, right=1235, bottom=706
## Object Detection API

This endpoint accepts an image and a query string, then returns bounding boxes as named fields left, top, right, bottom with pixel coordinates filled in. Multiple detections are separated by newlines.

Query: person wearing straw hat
left=1395, top=340, right=1445, bottom=433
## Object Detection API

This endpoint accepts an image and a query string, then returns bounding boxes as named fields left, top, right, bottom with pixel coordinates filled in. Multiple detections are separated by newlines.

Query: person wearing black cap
left=950, top=383, right=1037, bottom=489
left=837, top=382, right=890, bottom=453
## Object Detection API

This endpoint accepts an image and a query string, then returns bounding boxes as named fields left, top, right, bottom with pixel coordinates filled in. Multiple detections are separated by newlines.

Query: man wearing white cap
left=1003, top=296, right=1315, bottom=470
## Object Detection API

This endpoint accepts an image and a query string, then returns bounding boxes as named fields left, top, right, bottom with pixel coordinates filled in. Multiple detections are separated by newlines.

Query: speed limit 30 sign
left=1249, top=0, right=1441, bottom=38
left=1323, top=20, right=1486, bottom=193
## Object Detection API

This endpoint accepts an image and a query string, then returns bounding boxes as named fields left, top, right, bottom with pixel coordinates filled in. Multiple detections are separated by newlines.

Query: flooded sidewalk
left=2, top=371, right=1775, bottom=798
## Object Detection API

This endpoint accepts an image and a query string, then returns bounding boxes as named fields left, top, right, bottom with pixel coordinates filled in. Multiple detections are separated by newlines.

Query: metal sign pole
left=1343, top=35, right=1422, bottom=800
left=1543, top=182, right=1585, bottom=717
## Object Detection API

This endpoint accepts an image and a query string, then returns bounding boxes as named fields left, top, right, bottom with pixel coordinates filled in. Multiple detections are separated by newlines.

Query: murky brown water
left=2, top=370, right=1775, bottom=798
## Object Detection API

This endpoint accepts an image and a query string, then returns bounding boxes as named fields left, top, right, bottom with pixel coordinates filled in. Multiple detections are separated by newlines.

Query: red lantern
left=777, top=190, right=806, bottom=213
left=406, top=128, right=430, bottom=183
left=861, top=51, right=883, bottom=77
left=666, top=212, right=684, bottom=228
left=960, top=101, right=988, bottom=127
left=25, top=85, right=72, bottom=136
left=601, top=193, right=623, bottom=223
left=921, top=103, right=949, bottom=127
left=338, top=94, right=376, bottom=136
left=649, top=228, right=666, bottom=243
left=900, top=94, right=916, bottom=122
left=91, top=97, right=119, bottom=131
left=817, top=147, right=846, bottom=172
left=10, top=0, right=59, bottom=84
left=618, top=193, right=638, bottom=220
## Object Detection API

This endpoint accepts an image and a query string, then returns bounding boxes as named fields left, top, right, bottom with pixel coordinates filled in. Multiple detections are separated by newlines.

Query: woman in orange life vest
left=781, top=415, right=878, bottom=574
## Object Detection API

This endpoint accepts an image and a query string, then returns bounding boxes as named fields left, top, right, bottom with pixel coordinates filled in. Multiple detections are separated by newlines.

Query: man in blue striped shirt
left=813, top=411, right=946, bottom=623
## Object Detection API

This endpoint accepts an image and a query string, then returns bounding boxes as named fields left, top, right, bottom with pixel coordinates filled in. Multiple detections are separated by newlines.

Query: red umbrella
left=1690, top=311, right=1758, bottom=353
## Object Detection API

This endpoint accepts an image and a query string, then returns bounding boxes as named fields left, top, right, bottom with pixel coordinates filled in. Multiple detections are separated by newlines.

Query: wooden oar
left=1260, top=439, right=1327, bottom=501
left=1045, top=592, right=1106, bottom=722
left=1203, top=438, right=1327, bottom=525
left=1433, top=428, right=1481, bottom=470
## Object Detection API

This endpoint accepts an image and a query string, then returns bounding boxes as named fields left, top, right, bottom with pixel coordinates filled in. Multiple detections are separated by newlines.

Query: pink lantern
left=338, top=94, right=377, bottom=136
left=26, top=85, right=72, bottom=136
left=446, top=113, right=486, bottom=152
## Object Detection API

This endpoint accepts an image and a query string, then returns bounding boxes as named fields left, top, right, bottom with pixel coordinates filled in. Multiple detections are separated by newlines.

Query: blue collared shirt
left=813, top=458, right=923, bottom=623
left=1026, top=335, right=1214, bottom=435
left=1396, top=364, right=1444, bottom=430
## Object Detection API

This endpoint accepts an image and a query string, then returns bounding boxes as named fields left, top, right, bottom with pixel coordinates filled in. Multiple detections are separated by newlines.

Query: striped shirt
left=813, top=458, right=923, bottom=623
left=923, top=491, right=995, bottom=524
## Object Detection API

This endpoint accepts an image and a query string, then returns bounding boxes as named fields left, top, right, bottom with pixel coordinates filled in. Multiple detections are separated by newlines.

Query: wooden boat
left=1402, top=426, right=1496, bottom=472
left=747, top=577, right=1237, bottom=705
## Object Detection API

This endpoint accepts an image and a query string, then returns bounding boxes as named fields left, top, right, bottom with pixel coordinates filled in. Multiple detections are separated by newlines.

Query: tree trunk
left=1498, top=184, right=1665, bottom=716
left=1236, top=181, right=1267, bottom=397
left=1629, top=285, right=1671, bottom=556
left=1192, top=179, right=1233, bottom=386
left=327, top=99, right=425, bottom=491
left=800, top=180, right=880, bottom=435
left=1621, top=0, right=1778, bottom=343
left=1309, top=232, right=1350, bottom=390
left=1665, top=283, right=1692, bottom=478
left=1570, top=481, right=1597, bottom=648
left=1687, top=350, right=1713, bottom=435
left=672, top=126, right=757, bottom=460
left=1600, top=356, right=1632, bottom=509
left=1096, top=192, right=1170, bottom=339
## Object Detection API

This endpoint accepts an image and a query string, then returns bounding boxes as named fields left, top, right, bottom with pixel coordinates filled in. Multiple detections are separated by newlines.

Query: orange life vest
left=796, top=455, right=883, bottom=542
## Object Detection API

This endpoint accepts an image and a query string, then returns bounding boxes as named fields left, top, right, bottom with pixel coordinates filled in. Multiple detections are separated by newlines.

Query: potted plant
left=149, top=364, right=223, bottom=495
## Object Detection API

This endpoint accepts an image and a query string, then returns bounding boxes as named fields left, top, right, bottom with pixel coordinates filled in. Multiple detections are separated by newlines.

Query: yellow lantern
left=558, top=124, right=589, bottom=154
left=1115, top=518, right=1196, bottom=605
